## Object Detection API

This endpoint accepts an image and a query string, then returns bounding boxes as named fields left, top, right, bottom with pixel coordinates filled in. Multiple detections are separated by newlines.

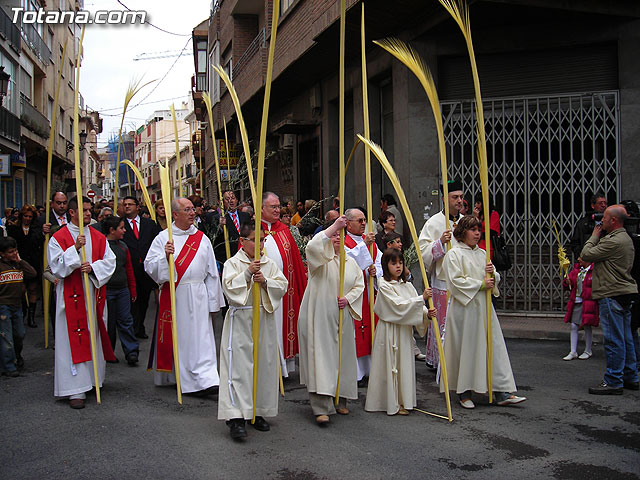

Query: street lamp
left=0, top=66, right=10, bottom=107
left=66, top=130, right=88, bottom=153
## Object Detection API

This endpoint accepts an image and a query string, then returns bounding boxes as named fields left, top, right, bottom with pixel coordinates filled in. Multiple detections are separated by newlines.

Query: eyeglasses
left=181, top=208, right=196, bottom=213
left=349, top=218, right=366, bottom=223
left=242, top=237, right=265, bottom=243
left=264, top=204, right=281, bottom=210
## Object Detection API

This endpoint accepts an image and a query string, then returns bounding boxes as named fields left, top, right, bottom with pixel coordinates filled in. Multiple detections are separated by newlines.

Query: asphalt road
left=1, top=304, right=639, bottom=480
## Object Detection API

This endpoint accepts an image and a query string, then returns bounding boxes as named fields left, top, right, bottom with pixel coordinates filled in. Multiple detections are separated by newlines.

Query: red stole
left=262, top=220, right=307, bottom=359
left=344, top=234, right=378, bottom=357
left=156, top=230, right=204, bottom=372
left=53, top=226, right=115, bottom=364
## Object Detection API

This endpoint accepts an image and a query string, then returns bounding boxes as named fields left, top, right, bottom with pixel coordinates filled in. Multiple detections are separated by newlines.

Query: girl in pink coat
left=562, top=258, right=599, bottom=361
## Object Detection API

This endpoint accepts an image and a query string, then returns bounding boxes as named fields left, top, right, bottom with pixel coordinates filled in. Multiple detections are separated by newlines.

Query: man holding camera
left=571, top=192, right=607, bottom=260
left=581, top=205, right=638, bottom=395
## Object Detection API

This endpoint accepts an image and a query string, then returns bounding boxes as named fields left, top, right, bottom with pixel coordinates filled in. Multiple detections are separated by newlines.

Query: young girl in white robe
left=441, top=215, right=527, bottom=409
left=365, top=249, right=436, bottom=415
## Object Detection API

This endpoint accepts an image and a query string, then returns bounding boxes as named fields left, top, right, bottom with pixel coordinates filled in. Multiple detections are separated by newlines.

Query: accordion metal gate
left=441, top=92, right=620, bottom=312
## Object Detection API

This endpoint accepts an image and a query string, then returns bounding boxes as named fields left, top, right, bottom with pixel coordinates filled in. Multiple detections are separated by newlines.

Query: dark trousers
left=132, top=271, right=154, bottom=336
left=107, top=287, right=139, bottom=357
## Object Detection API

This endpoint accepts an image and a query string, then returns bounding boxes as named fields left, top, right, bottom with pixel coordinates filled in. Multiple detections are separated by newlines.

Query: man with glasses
left=144, top=197, right=225, bottom=396
left=122, top=196, right=161, bottom=339
left=261, top=191, right=307, bottom=378
left=215, top=190, right=251, bottom=262
left=344, top=208, right=382, bottom=384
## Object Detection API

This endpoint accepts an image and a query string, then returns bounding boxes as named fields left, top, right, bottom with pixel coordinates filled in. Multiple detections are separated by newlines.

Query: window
left=47, top=96, right=53, bottom=121
left=224, top=58, right=232, bottom=81
left=280, top=0, right=295, bottom=15
left=210, top=42, right=220, bottom=102
left=69, top=119, right=73, bottom=140
left=68, top=60, right=74, bottom=83
left=59, top=45, right=65, bottom=78
left=58, top=108, right=64, bottom=136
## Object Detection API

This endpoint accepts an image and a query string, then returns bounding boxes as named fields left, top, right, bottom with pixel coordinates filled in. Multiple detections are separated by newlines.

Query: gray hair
left=99, top=207, right=113, bottom=216
left=344, top=208, right=361, bottom=220
left=262, top=191, right=279, bottom=203
left=171, top=197, right=188, bottom=212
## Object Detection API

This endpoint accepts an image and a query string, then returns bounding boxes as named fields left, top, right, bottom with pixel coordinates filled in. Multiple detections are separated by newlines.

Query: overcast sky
left=80, top=0, right=209, bottom=147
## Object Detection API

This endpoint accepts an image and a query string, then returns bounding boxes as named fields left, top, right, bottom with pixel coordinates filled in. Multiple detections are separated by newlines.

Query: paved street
left=1, top=305, right=638, bottom=480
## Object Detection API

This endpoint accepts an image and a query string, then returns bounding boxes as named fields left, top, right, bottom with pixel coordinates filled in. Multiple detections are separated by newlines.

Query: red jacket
left=563, top=263, right=598, bottom=327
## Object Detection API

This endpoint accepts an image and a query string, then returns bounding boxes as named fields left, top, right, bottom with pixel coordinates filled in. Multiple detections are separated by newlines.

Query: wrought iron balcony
left=0, top=7, right=21, bottom=54
left=20, top=95, right=50, bottom=139
left=0, top=106, right=20, bottom=145
left=20, top=21, right=51, bottom=65
left=234, top=28, right=265, bottom=78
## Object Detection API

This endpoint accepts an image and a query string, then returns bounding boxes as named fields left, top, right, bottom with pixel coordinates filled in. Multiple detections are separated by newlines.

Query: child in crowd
left=562, top=258, right=597, bottom=361
left=441, top=215, right=526, bottom=409
left=365, top=249, right=436, bottom=415
left=0, top=237, right=36, bottom=376
left=218, top=221, right=288, bottom=440
left=103, top=215, right=139, bottom=366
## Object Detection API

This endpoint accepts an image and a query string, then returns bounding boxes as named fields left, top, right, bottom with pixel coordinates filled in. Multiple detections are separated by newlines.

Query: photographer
left=571, top=192, right=607, bottom=260
left=581, top=205, right=638, bottom=395
left=620, top=200, right=640, bottom=374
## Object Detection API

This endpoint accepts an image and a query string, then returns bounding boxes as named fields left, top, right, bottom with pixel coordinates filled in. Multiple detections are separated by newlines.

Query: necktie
left=132, top=218, right=139, bottom=239
left=59, top=215, right=66, bottom=225
left=231, top=212, right=240, bottom=233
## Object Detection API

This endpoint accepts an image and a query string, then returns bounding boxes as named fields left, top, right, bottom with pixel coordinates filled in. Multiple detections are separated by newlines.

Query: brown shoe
left=397, top=408, right=410, bottom=415
left=315, top=415, right=330, bottom=425
left=336, top=407, right=349, bottom=415
left=69, top=398, right=85, bottom=409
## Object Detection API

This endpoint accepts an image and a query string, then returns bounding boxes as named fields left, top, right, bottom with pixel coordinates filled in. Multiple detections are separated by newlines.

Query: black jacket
left=213, top=210, right=250, bottom=262
left=122, top=216, right=161, bottom=275
left=570, top=211, right=597, bottom=260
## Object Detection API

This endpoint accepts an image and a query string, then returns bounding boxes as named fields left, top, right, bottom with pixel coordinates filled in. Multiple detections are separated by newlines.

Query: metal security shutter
left=438, top=43, right=618, bottom=100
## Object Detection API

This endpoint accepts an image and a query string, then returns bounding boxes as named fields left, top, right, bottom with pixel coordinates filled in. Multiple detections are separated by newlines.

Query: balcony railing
left=0, top=106, right=20, bottom=145
left=194, top=73, right=208, bottom=93
left=20, top=21, right=51, bottom=65
left=0, top=7, right=21, bottom=54
left=233, top=28, right=265, bottom=78
left=20, top=95, right=50, bottom=139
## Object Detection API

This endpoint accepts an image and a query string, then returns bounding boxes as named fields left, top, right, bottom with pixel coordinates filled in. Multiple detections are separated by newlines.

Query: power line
left=116, top=0, right=193, bottom=37
left=97, top=95, right=189, bottom=115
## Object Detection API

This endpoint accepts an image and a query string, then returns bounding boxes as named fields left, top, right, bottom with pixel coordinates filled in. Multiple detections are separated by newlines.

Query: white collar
left=171, top=222, right=198, bottom=236
left=347, top=231, right=363, bottom=242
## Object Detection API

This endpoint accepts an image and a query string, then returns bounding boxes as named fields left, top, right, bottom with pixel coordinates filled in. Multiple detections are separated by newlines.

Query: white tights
left=570, top=323, right=593, bottom=354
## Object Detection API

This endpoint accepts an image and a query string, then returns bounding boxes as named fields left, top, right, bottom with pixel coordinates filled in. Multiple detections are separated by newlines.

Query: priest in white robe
left=218, top=222, right=288, bottom=440
left=365, top=266, right=432, bottom=415
left=298, top=216, right=365, bottom=424
left=418, top=180, right=464, bottom=369
left=440, top=215, right=526, bottom=408
left=344, top=208, right=382, bottom=381
left=144, top=197, right=225, bottom=394
left=48, top=196, right=116, bottom=409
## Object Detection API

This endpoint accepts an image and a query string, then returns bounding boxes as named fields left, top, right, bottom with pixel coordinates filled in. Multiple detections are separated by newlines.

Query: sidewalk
left=498, top=312, right=604, bottom=343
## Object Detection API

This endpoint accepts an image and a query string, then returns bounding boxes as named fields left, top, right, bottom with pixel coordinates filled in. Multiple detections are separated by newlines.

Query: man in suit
left=214, top=190, right=250, bottom=263
left=41, top=192, right=71, bottom=235
left=122, top=195, right=161, bottom=339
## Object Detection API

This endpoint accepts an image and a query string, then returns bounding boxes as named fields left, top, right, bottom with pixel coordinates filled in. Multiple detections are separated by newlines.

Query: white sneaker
left=578, top=351, right=592, bottom=360
left=459, top=398, right=475, bottom=409
left=563, top=351, right=578, bottom=361
left=415, top=353, right=426, bottom=361
left=496, top=394, right=527, bottom=406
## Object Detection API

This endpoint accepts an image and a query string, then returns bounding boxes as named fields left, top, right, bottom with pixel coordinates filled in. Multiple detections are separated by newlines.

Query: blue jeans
left=598, top=298, right=639, bottom=387
left=0, top=304, right=25, bottom=372
left=106, top=287, right=139, bottom=357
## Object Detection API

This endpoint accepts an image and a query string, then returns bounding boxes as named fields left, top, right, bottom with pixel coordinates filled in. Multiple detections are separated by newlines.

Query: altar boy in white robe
left=441, top=215, right=526, bottom=409
left=365, top=249, right=436, bottom=415
left=218, top=221, right=288, bottom=440
left=48, top=196, right=116, bottom=409
left=298, top=216, right=364, bottom=425
left=144, top=197, right=225, bottom=395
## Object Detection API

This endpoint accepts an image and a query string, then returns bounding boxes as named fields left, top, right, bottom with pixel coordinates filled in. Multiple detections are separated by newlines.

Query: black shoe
left=2, top=370, right=19, bottom=377
left=136, top=332, right=149, bottom=339
left=106, top=358, right=119, bottom=364
left=193, top=386, right=218, bottom=397
left=226, top=419, right=247, bottom=440
left=126, top=353, right=139, bottom=366
left=357, top=376, right=369, bottom=388
left=623, top=380, right=640, bottom=390
left=252, top=416, right=270, bottom=432
left=588, top=381, right=623, bottom=395
left=16, top=356, right=24, bottom=369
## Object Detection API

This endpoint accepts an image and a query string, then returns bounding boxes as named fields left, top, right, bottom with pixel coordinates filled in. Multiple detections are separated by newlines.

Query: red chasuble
left=53, top=226, right=116, bottom=364
left=344, top=234, right=378, bottom=358
left=262, top=220, right=307, bottom=359
left=156, top=230, right=204, bottom=372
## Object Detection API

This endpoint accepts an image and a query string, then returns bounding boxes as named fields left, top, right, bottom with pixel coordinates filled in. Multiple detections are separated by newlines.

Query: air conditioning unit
left=198, top=121, right=208, bottom=130
left=281, top=134, right=295, bottom=149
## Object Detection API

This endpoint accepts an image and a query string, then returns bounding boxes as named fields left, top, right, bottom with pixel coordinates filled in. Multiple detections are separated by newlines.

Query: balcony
left=0, top=106, right=21, bottom=146
left=20, top=21, right=51, bottom=66
left=0, top=7, right=21, bottom=54
left=20, top=96, right=50, bottom=139
left=233, top=28, right=265, bottom=78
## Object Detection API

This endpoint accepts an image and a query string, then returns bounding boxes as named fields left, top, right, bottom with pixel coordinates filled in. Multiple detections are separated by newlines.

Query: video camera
left=592, top=212, right=640, bottom=237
